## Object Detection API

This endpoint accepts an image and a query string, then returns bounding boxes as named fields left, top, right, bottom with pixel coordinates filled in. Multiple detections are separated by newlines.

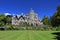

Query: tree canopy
left=51, top=6, right=60, bottom=27
left=42, top=16, right=50, bottom=25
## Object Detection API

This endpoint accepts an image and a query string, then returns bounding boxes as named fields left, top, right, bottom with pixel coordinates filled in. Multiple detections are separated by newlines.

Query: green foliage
left=57, top=6, right=60, bottom=12
left=0, top=14, right=12, bottom=26
left=0, top=21, right=5, bottom=26
left=9, top=25, right=14, bottom=30
left=0, top=14, right=5, bottom=20
left=42, top=16, right=50, bottom=25
left=5, top=15, right=12, bottom=25
left=51, top=6, right=60, bottom=27
left=0, top=14, right=5, bottom=26
left=56, top=26, right=60, bottom=31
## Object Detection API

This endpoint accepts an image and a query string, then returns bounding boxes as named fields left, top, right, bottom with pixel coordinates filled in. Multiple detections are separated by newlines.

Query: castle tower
left=29, top=8, right=35, bottom=14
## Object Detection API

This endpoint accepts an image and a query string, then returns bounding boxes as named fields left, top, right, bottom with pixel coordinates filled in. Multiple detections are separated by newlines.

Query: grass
left=0, top=30, right=58, bottom=40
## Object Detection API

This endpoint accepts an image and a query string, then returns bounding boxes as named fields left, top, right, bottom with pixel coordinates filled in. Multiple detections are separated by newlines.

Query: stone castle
left=12, top=9, right=43, bottom=26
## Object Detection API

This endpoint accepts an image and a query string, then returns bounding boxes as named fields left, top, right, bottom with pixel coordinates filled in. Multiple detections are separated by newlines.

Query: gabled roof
left=15, top=15, right=25, bottom=20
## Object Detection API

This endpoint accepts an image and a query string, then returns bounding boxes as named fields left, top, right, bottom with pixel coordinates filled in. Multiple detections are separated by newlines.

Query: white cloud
left=4, top=13, right=11, bottom=16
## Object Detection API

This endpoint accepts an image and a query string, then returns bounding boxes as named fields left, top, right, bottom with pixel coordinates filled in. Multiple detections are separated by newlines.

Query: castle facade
left=12, top=9, right=43, bottom=26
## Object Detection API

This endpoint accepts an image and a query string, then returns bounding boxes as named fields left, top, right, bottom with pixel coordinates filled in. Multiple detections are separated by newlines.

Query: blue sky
left=0, top=0, right=60, bottom=19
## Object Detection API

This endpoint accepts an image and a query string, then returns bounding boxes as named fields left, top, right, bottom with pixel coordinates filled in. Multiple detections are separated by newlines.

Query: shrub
left=56, top=26, right=60, bottom=31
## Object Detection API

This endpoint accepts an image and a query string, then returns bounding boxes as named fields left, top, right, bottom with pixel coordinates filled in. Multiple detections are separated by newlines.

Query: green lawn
left=0, top=30, right=58, bottom=40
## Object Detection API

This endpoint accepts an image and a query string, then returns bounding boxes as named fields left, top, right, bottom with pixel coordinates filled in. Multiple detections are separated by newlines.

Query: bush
left=56, top=26, right=60, bottom=31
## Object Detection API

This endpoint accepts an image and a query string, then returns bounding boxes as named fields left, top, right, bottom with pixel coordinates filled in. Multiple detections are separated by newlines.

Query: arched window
left=31, top=23, right=33, bottom=26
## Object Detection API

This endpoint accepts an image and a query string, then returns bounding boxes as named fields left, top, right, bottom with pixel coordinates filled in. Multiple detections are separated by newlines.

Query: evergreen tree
left=42, top=16, right=50, bottom=25
left=51, top=6, right=60, bottom=27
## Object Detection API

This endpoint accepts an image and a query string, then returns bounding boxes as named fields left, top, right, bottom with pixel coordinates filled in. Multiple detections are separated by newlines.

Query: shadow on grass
left=52, top=32, right=60, bottom=40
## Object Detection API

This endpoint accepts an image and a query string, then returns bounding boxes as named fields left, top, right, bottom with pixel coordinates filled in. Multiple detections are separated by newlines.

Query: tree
left=57, top=6, right=60, bottom=12
left=51, top=6, right=60, bottom=27
left=5, top=15, right=12, bottom=25
left=42, top=16, right=50, bottom=25
left=0, top=14, right=5, bottom=26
